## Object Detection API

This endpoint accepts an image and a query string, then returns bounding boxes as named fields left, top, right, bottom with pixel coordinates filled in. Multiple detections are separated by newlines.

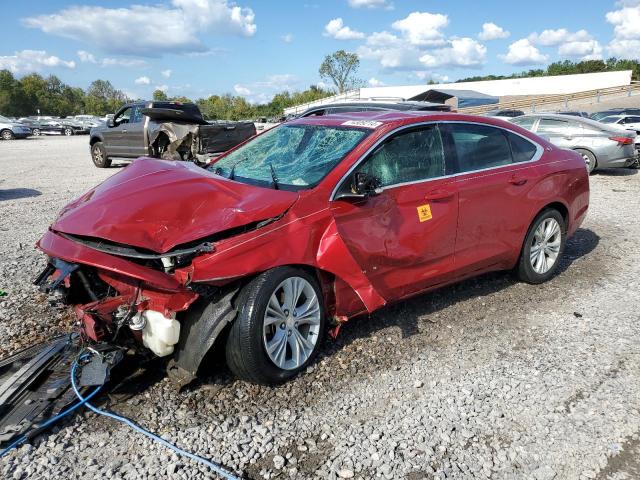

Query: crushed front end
left=34, top=230, right=201, bottom=358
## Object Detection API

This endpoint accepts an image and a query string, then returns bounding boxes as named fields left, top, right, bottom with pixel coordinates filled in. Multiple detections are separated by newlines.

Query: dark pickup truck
left=89, top=101, right=256, bottom=168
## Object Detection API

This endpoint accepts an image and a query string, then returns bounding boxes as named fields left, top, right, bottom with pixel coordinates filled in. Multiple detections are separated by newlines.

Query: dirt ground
left=1, top=135, right=639, bottom=480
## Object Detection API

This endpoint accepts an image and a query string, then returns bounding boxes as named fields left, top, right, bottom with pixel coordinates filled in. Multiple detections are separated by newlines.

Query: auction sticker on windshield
left=341, top=120, right=383, bottom=128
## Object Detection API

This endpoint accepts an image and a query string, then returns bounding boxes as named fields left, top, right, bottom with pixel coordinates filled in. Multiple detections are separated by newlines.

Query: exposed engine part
left=128, top=312, right=146, bottom=331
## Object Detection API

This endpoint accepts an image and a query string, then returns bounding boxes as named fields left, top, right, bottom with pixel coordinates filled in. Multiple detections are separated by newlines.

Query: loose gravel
left=1, top=136, right=640, bottom=479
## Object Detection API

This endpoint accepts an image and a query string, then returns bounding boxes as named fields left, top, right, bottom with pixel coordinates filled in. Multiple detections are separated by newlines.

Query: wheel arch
left=89, top=135, right=103, bottom=146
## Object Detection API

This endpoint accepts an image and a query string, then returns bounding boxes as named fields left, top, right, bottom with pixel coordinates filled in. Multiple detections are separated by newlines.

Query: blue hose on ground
left=69, top=355, right=240, bottom=480
left=0, top=380, right=102, bottom=458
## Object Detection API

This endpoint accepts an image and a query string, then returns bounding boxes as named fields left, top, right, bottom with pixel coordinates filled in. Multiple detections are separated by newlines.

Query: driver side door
left=102, top=106, right=132, bottom=157
left=330, top=124, right=459, bottom=301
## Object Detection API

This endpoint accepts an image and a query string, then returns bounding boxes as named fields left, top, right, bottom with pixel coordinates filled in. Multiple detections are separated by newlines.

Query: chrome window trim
left=330, top=120, right=545, bottom=200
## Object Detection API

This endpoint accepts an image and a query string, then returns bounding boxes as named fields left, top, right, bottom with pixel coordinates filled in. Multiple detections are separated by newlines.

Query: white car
left=600, top=114, right=640, bottom=133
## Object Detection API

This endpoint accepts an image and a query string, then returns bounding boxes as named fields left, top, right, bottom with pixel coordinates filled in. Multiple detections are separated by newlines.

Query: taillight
left=609, top=136, right=634, bottom=145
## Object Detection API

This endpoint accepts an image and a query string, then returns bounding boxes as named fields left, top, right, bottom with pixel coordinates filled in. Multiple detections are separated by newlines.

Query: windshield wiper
left=268, top=163, right=279, bottom=190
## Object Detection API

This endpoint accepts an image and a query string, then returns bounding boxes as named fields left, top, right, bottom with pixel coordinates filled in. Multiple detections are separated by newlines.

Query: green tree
left=153, top=89, right=168, bottom=101
left=319, top=50, right=362, bottom=93
left=85, top=79, right=128, bottom=115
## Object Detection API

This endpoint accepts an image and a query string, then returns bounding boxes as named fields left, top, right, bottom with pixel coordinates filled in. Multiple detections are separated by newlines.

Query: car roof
left=518, top=112, right=622, bottom=131
left=287, top=110, right=525, bottom=130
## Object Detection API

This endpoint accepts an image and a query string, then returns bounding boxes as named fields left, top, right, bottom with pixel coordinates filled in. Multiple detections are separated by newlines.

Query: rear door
left=441, top=122, right=542, bottom=276
left=534, top=117, right=571, bottom=149
left=331, top=124, right=459, bottom=300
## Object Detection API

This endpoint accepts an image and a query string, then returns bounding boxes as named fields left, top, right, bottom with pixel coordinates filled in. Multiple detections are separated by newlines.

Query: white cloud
left=23, top=0, right=257, bottom=57
left=367, top=77, right=385, bottom=87
left=232, top=74, right=299, bottom=103
left=101, top=58, right=147, bottom=68
left=234, top=84, right=252, bottom=95
left=391, top=11, right=449, bottom=46
left=413, top=71, right=449, bottom=83
left=358, top=31, right=423, bottom=69
left=500, top=38, right=548, bottom=65
left=0, top=50, right=76, bottom=74
left=478, top=22, right=510, bottom=41
left=77, top=50, right=97, bottom=63
left=161, top=69, right=172, bottom=78
left=281, top=33, right=294, bottom=43
left=528, top=28, right=591, bottom=47
left=558, top=40, right=603, bottom=60
left=419, top=38, right=487, bottom=68
left=324, top=18, right=365, bottom=40
left=347, top=0, right=392, bottom=8
left=606, top=2, right=640, bottom=59
left=135, top=76, right=151, bottom=85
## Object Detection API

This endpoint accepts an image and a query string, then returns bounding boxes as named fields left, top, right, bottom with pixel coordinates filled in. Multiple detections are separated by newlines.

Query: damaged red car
left=35, top=111, right=589, bottom=385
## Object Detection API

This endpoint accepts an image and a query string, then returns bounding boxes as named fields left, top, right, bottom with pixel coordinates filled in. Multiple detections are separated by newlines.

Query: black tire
left=575, top=148, right=596, bottom=174
left=1, top=129, right=15, bottom=140
left=226, top=267, right=325, bottom=384
left=64, top=127, right=74, bottom=136
left=31, top=128, right=41, bottom=136
left=91, top=142, right=111, bottom=168
left=516, top=209, right=566, bottom=284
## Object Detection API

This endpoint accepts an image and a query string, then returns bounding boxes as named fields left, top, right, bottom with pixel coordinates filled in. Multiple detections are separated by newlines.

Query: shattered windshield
left=209, top=124, right=370, bottom=189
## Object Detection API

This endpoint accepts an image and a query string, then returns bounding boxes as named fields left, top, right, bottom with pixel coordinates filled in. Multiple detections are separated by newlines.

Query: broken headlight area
left=57, top=232, right=215, bottom=273
left=33, top=259, right=198, bottom=358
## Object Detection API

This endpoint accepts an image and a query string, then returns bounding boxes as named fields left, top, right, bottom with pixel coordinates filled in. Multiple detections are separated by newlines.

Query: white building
left=284, top=70, right=633, bottom=115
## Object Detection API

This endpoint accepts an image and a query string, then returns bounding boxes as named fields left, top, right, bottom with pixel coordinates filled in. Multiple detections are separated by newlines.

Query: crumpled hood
left=52, top=158, right=298, bottom=253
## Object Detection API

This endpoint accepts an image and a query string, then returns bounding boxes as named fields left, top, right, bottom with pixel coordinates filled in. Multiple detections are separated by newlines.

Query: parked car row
left=0, top=115, right=106, bottom=139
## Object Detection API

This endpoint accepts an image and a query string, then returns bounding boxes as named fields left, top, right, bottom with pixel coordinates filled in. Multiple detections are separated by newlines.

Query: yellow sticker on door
left=417, top=204, right=432, bottom=222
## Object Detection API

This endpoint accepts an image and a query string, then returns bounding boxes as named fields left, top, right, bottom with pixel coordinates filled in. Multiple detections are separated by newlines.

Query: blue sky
left=1, top=0, right=637, bottom=103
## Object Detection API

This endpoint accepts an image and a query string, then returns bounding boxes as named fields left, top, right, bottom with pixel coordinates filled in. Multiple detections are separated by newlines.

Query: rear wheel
left=31, top=128, right=41, bottom=136
left=1, top=129, right=15, bottom=140
left=517, top=209, right=566, bottom=284
left=64, top=127, right=73, bottom=136
left=91, top=142, right=111, bottom=168
left=575, top=148, right=596, bottom=174
left=226, top=267, right=325, bottom=384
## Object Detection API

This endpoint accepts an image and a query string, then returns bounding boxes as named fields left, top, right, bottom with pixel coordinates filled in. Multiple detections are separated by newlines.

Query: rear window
left=511, top=117, right=536, bottom=130
left=508, top=133, right=538, bottom=163
left=537, top=119, right=568, bottom=135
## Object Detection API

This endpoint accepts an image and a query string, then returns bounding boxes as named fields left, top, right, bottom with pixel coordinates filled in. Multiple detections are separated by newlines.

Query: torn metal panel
left=0, top=335, right=122, bottom=447
left=147, top=120, right=199, bottom=160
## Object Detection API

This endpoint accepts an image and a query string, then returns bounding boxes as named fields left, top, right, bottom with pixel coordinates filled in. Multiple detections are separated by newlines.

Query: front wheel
left=226, top=267, right=325, bottom=384
left=516, top=209, right=566, bottom=284
left=91, top=142, right=111, bottom=168
left=64, top=127, right=74, bottom=136
left=31, top=128, right=41, bottom=136
left=1, top=129, right=15, bottom=140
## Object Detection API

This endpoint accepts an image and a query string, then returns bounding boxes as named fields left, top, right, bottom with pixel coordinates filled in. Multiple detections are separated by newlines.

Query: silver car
left=510, top=113, right=637, bottom=173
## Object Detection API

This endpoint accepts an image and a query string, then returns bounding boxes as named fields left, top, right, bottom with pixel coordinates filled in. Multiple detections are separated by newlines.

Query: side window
left=356, top=126, right=445, bottom=187
left=508, top=132, right=538, bottom=163
left=114, top=107, right=131, bottom=126
left=130, top=105, right=143, bottom=124
left=627, top=116, right=640, bottom=123
left=511, top=117, right=535, bottom=130
left=567, top=121, right=584, bottom=136
left=537, top=118, right=568, bottom=135
left=305, top=109, right=326, bottom=117
left=446, top=123, right=512, bottom=172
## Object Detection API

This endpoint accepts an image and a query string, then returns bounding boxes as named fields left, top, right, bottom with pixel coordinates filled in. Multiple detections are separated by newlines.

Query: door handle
left=509, top=176, right=528, bottom=186
left=122, top=129, right=127, bottom=133
left=424, top=188, right=455, bottom=201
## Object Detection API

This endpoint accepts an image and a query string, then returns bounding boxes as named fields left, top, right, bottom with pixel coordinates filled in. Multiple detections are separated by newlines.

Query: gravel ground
left=1, top=136, right=640, bottom=480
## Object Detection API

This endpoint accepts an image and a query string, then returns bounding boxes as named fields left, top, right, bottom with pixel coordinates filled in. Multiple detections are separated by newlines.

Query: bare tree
left=319, top=50, right=363, bottom=93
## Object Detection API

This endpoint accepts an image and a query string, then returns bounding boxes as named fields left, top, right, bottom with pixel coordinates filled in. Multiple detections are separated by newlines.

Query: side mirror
left=334, top=172, right=382, bottom=200
left=107, top=119, right=115, bottom=128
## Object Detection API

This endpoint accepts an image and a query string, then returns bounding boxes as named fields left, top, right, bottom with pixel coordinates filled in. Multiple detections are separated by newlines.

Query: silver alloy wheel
left=582, top=153, right=591, bottom=170
left=530, top=218, right=561, bottom=274
left=32, top=128, right=40, bottom=136
left=1, top=130, right=13, bottom=140
left=64, top=128, right=72, bottom=136
left=263, top=276, right=321, bottom=370
left=93, top=147, right=103, bottom=164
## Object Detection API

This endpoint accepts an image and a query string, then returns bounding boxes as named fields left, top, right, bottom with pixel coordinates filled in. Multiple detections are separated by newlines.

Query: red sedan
left=36, top=111, right=589, bottom=384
